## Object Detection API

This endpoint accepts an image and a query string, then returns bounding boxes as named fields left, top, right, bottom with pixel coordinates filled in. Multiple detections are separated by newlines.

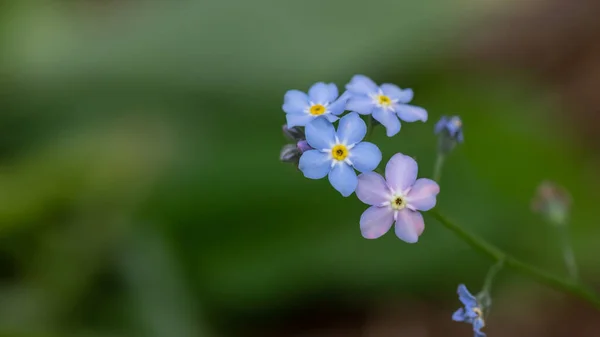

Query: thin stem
left=428, top=209, right=600, bottom=309
left=433, top=153, right=445, bottom=182
left=482, top=259, right=504, bottom=295
left=556, top=223, right=579, bottom=282
left=478, top=260, right=504, bottom=318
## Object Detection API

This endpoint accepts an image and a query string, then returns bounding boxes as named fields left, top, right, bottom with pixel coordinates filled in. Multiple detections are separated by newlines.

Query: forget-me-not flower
left=355, top=153, right=439, bottom=243
left=298, top=112, right=382, bottom=197
left=345, top=75, right=427, bottom=137
left=452, top=284, right=486, bottom=337
left=435, top=115, right=464, bottom=143
left=283, top=82, right=348, bottom=128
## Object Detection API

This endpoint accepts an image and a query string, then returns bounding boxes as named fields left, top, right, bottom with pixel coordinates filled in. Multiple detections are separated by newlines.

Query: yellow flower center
left=309, top=104, right=326, bottom=115
left=377, top=95, right=392, bottom=106
left=331, top=144, right=348, bottom=161
left=452, top=118, right=462, bottom=128
left=391, top=196, right=406, bottom=210
left=473, top=307, right=483, bottom=319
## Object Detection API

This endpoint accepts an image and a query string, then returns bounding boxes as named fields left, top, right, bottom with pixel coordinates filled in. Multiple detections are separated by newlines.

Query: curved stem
left=556, top=223, right=579, bottom=282
left=482, top=259, right=504, bottom=295
left=427, top=208, right=600, bottom=309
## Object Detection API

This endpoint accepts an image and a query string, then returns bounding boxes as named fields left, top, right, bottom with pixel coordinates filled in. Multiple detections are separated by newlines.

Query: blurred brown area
left=250, top=289, right=600, bottom=337
left=459, top=0, right=600, bottom=148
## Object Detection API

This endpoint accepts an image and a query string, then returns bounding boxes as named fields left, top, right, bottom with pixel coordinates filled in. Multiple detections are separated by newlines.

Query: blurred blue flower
left=355, top=154, right=439, bottom=242
left=298, top=113, right=381, bottom=197
left=282, top=82, right=348, bottom=128
left=435, top=115, right=464, bottom=143
left=345, top=75, right=427, bottom=137
left=452, top=284, right=486, bottom=337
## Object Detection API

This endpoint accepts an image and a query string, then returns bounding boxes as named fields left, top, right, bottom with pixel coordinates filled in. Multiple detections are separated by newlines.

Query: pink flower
left=355, top=153, right=440, bottom=243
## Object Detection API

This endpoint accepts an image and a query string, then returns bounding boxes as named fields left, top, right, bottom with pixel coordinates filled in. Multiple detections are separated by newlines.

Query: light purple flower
left=355, top=153, right=440, bottom=243
left=345, top=75, right=427, bottom=137
left=282, top=82, right=348, bottom=128
left=298, top=112, right=382, bottom=197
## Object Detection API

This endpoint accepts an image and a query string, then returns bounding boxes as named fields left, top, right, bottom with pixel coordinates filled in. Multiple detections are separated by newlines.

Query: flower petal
left=473, top=318, right=485, bottom=336
left=324, top=114, right=340, bottom=123
left=298, top=150, right=331, bottom=179
left=308, top=82, right=333, bottom=104
left=327, top=83, right=339, bottom=102
left=394, top=209, right=424, bottom=243
left=395, top=104, right=428, bottom=122
left=457, top=131, right=464, bottom=143
left=406, top=178, right=440, bottom=211
left=350, top=142, right=382, bottom=173
left=373, top=108, right=401, bottom=137
left=282, top=90, right=309, bottom=115
left=385, top=153, right=417, bottom=193
left=457, top=284, right=477, bottom=308
left=337, top=112, right=366, bottom=145
left=360, top=205, right=394, bottom=239
left=452, top=308, right=466, bottom=322
left=434, top=116, right=448, bottom=134
left=347, top=96, right=375, bottom=115
left=286, top=114, right=314, bottom=128
left=305, top=117, right=336, bottom=150
left=346, top=75, right=378, bottom=95
left=380, top=84, right=413, bottom=103
left=328, top=163, right=358, bottom=197
left=396, top=208, right=425, bottom=243
left=356, top=172, right=391, bottom=205
left=328, top=96, right=348, bottom=116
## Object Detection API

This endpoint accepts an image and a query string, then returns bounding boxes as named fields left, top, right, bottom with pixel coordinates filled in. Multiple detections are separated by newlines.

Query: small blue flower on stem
left=452, top=284, right=486, bottom=337
left=345, top=75, right=427, bottom=137
left=435, top=115, right=464, bottom=143
left=283, top=82, right=348, bottom=128
left=298, top=112, right=382, bottom=197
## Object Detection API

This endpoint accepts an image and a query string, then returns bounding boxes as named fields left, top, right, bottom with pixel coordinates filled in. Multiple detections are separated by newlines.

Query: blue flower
left=345, top=75, right=427, bottom=137
left=298, top=112, right=382, bottom=197
left=452, top=284, right=486, bottom=337
left=435, top=115, right=464, bottom=143
left=282, top=82, right=348, bottom=128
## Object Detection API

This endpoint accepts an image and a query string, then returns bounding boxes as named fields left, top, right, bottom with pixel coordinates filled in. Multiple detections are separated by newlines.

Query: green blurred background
left=1, top=0, right=599, bottom=336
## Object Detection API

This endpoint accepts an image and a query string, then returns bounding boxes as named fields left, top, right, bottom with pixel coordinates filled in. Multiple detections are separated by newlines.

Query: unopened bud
left=280, top=144, right=301, bottom=163
left=434, top=116, right=464, bottom=155
left=282, top=125, right=305, bottom=141
left=531, top=181, right=571, bottom=226
left=296, top=140, right=312, bottom=153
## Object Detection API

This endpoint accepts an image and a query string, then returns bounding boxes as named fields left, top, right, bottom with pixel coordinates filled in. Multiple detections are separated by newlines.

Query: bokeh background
left=1, top=0, right=600, bottom=336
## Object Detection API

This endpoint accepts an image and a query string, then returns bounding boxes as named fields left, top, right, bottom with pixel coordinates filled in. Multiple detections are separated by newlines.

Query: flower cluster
left=279, top=75, right=439, bottom=243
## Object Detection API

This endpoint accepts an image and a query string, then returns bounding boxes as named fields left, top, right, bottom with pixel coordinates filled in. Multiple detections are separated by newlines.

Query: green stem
left=482, top=259, right=504, bottom=295
left=556, top=223, right=579, bottom=282
left=433, top=153, right=445, bottom=182
left=427, top=208, right=600, bottom=309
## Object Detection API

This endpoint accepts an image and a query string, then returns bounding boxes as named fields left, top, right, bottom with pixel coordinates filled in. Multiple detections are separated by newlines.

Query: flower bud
left=282, top=125, right=305, bottom=141
left=531, top=181, right=571, bottom=226
left=434, top=116, right=464, bottom=155
left=296, top=140, right=312, bottom=153
left=279, top=144, right=301, bottom=163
